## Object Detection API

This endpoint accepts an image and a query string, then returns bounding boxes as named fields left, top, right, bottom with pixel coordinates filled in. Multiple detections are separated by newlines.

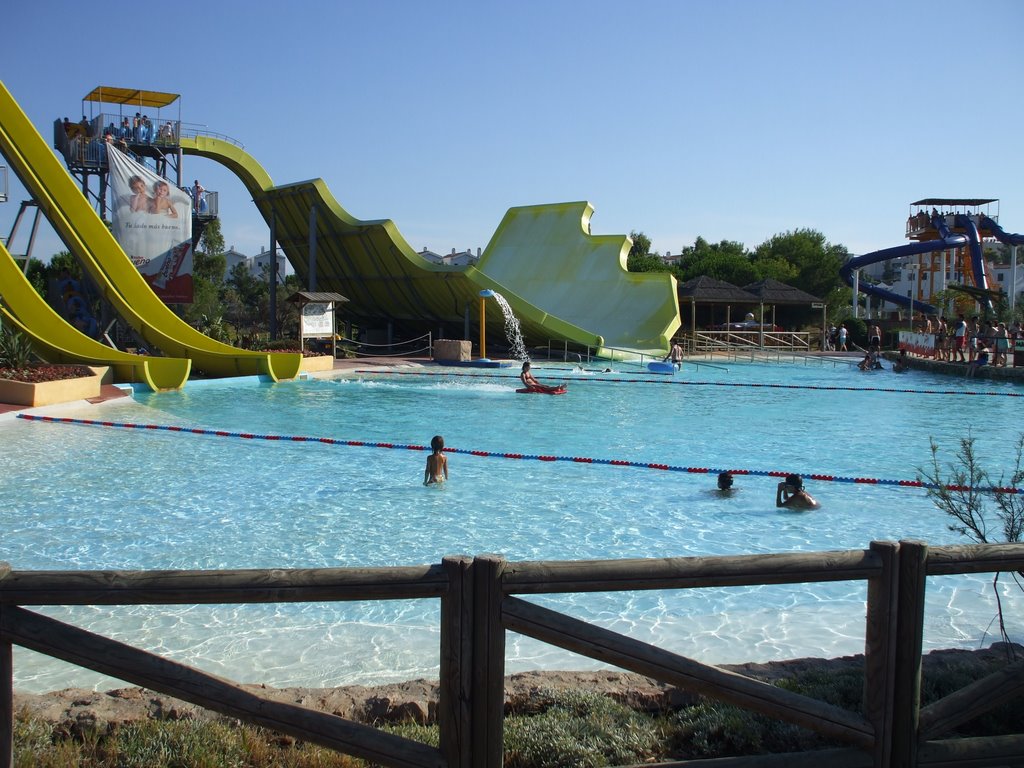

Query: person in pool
left=776, top=474, right=820, bottom=509
left=423, top=434, right=448, bottom=485
left=716, top=472, right=735, bottom=494
left=520, top=361, right=563, bottom=393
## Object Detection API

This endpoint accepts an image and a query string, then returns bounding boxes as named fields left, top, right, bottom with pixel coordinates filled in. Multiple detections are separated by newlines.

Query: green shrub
left=0, top=326, right=35, bottom=370
left=502, top=688, right=659, bottom=767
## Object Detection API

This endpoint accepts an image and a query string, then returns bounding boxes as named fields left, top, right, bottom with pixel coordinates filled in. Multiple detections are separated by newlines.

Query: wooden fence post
left=470, top=555, right=506, bottom=768
left=891, top=540, right=928, bottom=768
left=865, top=540, right=899, bottom=768
left=0, top=562, right=11, bottom=768
left=439, top=556, right=473, bottom=768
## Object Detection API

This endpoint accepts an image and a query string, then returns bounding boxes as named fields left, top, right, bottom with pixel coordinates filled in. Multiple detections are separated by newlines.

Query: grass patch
left=14, top=660, right=1024, bottom=767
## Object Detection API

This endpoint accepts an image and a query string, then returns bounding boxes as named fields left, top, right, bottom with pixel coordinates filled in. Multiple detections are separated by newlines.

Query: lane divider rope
left=18, top=414, right=1023, bottom=494
left=351, top=369, right=1023, bottom=397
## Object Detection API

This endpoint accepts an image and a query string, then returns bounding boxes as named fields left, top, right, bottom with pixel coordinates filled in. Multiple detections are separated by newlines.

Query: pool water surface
left=1, top=358, right=1022, bottom=692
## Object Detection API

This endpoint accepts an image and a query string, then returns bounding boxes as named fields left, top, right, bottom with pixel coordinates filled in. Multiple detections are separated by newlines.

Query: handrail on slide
left=0, top=80, right=301, bottom=382
left=0, top=241, right=191, bottom=390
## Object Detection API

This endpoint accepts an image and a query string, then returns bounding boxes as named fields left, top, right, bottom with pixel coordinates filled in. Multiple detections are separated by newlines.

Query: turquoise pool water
left=2, top=358, right=1023, bottom=692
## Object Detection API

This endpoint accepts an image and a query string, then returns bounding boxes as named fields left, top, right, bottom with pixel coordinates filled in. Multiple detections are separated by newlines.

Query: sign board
left=300, top=302, right=334, bottom=337
left=810, top=302, right=824, bottom=309
left=899, top=331, right=935, bottom=356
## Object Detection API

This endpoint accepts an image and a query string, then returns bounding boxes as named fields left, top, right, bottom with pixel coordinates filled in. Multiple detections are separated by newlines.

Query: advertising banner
left=106, top=145, right=193, bottom=303
left=899, top=331, right=935, bottom=356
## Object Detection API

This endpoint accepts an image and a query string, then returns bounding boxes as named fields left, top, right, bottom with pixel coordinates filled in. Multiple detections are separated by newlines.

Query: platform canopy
left=911, top=198, right=997, bottom=207
left=82, top=86, right=180, bottom=108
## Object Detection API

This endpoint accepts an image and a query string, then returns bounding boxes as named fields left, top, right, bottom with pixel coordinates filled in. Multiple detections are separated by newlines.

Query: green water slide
left=181, top=137, right=679, bottom=355
left=0, top=81, right=301, bottom=381
left=0, top=240, right=192, bottom=390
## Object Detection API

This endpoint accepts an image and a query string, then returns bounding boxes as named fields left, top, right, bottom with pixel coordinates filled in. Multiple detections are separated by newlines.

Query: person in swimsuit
left=716, top=472, right=735, bottom=494
left=423, top=434, right=448, bottom=485
left=776, top=474, right=820, bottom=509
left=520, top=361, right=562, bottom=393
left=665, top=341, right=684, bottom=369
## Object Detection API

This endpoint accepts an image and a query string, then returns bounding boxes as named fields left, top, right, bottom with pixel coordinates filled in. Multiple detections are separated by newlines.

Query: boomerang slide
left=840, top=214, right=969, bottom=315
left=179, top=138, right=679, bottom=355
left=0, top=81, right=301, bottom=381
left=0, top=240, right=191, bottom=390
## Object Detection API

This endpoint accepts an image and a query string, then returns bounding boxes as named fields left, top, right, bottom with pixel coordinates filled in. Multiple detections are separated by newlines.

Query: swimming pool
left=2, top=358, right=1022, bottom=692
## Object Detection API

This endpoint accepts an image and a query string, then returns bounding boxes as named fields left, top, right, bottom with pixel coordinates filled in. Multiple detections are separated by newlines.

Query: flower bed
left=0, top=365, right=103, bottom=407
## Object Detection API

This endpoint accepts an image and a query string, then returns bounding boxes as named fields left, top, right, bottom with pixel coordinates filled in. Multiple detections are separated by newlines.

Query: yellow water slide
left=181, top=138, right=679, bottom=355
left=0, top=81, right=301, bottom=381
left=0, top=241, right=191, bottom=390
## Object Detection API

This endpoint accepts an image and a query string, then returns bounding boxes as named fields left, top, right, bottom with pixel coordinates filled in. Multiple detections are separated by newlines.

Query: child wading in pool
left=424, top=435, right=449, bottom=485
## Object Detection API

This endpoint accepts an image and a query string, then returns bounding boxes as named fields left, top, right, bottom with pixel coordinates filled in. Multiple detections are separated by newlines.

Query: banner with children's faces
left=106, top=146, right=194, bottom=303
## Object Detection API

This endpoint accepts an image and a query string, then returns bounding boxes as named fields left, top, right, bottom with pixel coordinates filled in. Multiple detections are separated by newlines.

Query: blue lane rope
left=352, top=369, right=1023, bottom=397
left=17, top=414, right=1023, bottom=495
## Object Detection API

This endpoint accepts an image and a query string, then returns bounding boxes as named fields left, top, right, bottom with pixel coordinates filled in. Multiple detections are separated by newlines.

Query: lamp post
left=479, top=289, right=495, bottom=360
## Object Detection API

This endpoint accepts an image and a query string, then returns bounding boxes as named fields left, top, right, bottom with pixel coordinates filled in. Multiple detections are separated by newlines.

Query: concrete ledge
left=299, top=355, right=335, bottom=373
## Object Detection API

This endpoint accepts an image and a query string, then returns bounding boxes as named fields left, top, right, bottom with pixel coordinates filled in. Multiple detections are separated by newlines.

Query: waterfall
left=489, top=291, right=530, bottom=361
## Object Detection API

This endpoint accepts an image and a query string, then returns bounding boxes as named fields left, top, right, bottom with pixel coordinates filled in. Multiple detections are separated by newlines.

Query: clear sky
left=2, top=0, right=1022, bottom=264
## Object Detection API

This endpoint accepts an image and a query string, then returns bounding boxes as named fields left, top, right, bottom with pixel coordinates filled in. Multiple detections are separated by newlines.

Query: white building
left=251, top=246, right=287, bottom=281
left=220, top=246, right=287, bottom=282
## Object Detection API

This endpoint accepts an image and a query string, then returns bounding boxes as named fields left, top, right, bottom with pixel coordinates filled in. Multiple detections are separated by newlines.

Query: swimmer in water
left=776, top=473, right=820, bottom=509
left=423, top=434, right=449, bottom=485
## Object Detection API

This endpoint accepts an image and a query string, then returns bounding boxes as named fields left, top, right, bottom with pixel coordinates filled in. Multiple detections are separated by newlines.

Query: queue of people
left=914, top=313, right=1019, bottom=370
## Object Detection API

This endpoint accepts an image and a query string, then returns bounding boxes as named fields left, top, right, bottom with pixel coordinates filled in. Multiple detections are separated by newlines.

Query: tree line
left=627, top=228, right=851, bottom=314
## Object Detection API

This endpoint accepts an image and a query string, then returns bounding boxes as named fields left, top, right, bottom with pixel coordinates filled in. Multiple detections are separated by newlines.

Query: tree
left=24, top=257, right=48, bottom=297
left=48, top=250, right=81, bottom=277
left=751, top=229, right=847, bottom=299
left=918, top=433, right=1024, bottom=649
left=676, top=237, right=757, bottom=285
left=626, top=230, right=669, bottom=273
left=186, top=219, right=227, bottom=326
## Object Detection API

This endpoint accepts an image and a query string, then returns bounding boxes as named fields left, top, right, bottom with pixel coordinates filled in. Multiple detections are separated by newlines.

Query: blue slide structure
left=840, top=213, right=1007, bottom=314
left=981, top=216, right=1024, bottom=247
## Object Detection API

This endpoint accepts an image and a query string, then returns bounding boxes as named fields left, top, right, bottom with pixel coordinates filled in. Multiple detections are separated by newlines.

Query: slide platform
left=0, top=81, right=301, bottom=382
left=0, top=240, right=191, bottom=390
left=180, top=137, right=680, bottom=356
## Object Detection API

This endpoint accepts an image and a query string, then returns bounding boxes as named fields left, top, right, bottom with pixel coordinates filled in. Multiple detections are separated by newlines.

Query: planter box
left=299, top=355, right=336, bottom=373
left=0, top=367, right=104, bottom=407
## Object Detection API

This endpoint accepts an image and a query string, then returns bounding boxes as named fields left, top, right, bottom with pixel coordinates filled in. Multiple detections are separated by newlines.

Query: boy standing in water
left=424, top=435, right=449, bottom=485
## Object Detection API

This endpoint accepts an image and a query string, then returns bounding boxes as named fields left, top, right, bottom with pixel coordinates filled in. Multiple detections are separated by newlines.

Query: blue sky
left=2, top=0, right=1022, bottom=264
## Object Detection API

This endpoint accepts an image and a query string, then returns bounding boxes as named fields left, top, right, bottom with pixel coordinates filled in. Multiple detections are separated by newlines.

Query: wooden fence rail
left=1, top=541, right=1022, bottom=768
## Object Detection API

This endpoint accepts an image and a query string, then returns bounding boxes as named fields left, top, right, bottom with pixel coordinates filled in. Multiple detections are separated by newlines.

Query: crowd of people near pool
left=825, top=314, right=1022, bottom=377
left=915, top=314, right=1019, bottom=370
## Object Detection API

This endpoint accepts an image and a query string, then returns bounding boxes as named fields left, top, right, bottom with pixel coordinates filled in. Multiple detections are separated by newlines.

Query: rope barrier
left=353, top=369, right=1023, bottom=398
left=17, top=414, right=1023, bottom=494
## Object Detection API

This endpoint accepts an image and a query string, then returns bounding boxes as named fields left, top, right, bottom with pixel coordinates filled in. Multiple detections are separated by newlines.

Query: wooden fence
left=1, top=540, right=1023, bottom=768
